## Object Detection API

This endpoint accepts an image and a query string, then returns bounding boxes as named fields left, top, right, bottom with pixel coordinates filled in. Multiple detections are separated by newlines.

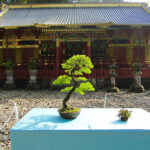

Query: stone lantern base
left=129, top=82, right=144, bottom=93
left=3, top=83, right=16, bottom=90
left=3, top=70, right=16, bottom=90
left=27, top=69, right=40, bottom=90
left=107, top=86, right=120, bottom=93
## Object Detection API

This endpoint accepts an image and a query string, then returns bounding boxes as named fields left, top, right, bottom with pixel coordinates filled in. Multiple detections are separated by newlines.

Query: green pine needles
left=53, top=55, right=95, bottom=110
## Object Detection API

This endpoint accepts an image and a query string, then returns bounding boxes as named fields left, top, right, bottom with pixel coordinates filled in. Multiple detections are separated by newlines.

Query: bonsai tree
left=118, top=109, right=132, bottom=122
left=53, top=55, right=95, bottom=119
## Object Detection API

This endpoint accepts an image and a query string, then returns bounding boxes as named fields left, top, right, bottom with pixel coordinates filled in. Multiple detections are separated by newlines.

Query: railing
left=88, top=69, right=109, bottom=79
left=37, top=68, right=110, bottom=79
left=37, top=68, right=56, bottom=80
left=38, top=58, right=56, bottom=66
left=117, top=68, right=150, bottom=79
left=117, top=68, right=134, bottom=79
left=141, top=68, right=150, bottom=78
left=1, top=67, right=150, bottom=80
left=0, top=67, right=6, bottom=79
left=14, top=68, right=29, bottom=80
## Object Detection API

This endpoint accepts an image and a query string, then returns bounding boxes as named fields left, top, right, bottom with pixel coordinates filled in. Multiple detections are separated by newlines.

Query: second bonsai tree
left=53, top=55, right=95, bottom=119
left=118, top=109, right=132, bottom=122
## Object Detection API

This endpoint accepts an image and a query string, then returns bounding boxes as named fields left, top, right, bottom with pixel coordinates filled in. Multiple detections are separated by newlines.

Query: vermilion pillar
left=0, top=31, right=5, bottom=63
left=87, top=37, right=91, bottom=58
left=14, top=30, right=24, bottom=64
left=137, top=28, right=141, bottom=60
left=56, top=37, right=60, bottom=76
left=6, top=30, right=9, bottom=61
left=115, top=29, right=118, bottom=64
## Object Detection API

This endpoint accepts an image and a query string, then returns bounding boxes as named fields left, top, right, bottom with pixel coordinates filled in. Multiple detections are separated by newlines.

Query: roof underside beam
left=2, top=24, right=150, bottom=31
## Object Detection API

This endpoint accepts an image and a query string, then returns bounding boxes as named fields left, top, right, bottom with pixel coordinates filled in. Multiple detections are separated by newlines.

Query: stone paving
left=0, top=90, right=150, bottom=150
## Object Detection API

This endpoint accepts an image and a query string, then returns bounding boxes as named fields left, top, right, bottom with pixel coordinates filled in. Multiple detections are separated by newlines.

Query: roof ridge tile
left=9, top=3, right=142, bottom=9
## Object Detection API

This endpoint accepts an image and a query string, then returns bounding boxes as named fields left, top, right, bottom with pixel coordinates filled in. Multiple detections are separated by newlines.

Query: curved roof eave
left=1, top=23, right=150, bottom=30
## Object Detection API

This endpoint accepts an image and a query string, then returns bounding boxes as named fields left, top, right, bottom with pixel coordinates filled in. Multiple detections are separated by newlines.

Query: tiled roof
left=0, top=3, right=150, bottom=28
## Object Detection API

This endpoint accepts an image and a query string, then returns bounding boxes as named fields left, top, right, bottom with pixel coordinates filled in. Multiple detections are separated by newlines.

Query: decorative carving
left=60, top=32, right=88, bottom=38
left=63, top=42, right=84, bottom=60
left=91, top=40, right=108, bottom=64
left=13, top=30, right=24, bottom=39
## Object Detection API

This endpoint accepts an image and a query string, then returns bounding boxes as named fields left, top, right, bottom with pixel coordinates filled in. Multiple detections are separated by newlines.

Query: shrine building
left=0, top=2, right=150, bottom=88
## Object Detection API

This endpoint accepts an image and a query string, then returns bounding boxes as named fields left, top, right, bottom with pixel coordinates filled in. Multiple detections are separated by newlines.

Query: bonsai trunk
left=63, top=84, right=77, bottom=110
left=63, top=67, right=77, bottom=110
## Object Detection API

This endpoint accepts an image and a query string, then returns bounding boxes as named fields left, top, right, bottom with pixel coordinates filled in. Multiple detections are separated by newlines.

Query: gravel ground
left=0, top=90, right=150, bottom=150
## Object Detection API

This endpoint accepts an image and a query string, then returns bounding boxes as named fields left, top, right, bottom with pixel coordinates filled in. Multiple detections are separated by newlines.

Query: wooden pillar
left=127, top=47, right=133, bottom=64
left=137, top=28, right=141, bottom=59
left=109, top=48, right=115, bottom=59
left=0, top=31, right=4, bottom=63
left=0, top=49, right=3, bottom=63
left=56, top=36, right=60, bottom=76
left=14, top=30, right=23, bottom=64
left=32, top=30, right=40, bottom=60
left=127, top=29, right=132, bottom=38
left=145, top=47, right=150, bottom=65
left=34, top=48, right=39, bottom=60
left=115, top=29, right=118, bottom=64
left=87, top=37, right=91, bottom=58
left=16, top=49, right=22, bottom=64
left=6, top=30, right=9, bottom=61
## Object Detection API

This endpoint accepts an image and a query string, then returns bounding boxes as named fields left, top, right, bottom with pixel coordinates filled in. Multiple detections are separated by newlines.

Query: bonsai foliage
left=53, top=55, right=95, bottom=110
left=118, top=109, right=132, bottom=121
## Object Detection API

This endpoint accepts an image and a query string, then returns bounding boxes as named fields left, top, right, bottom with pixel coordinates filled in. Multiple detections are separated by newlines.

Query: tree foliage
left=53, top=55, right=95, bottom=110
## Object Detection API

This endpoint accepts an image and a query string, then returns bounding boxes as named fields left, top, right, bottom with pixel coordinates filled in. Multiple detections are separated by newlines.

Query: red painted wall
left=21, top=48, right=34, bottom=64
left=117, top=47, right=127, bottom=65
left=3, top=49, right=15, bottom=63
left=140, top=47, right=145, bottom=64
left=133, top=47, right=145, bottom=64
left=133, top=47, right=138, bottom=63
left=8, top=49, right=16, bottom=63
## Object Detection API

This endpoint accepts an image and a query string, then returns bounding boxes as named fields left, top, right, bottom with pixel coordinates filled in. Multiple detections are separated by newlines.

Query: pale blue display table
left=10, top=108, right=150, bottom=150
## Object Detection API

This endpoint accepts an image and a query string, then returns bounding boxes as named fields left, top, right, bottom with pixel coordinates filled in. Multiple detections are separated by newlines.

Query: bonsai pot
left=120, top=117, right=128, bottom=122
left=118, top=109, right=131, bottom=122
left=58, top=108, right=80, bottom=119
